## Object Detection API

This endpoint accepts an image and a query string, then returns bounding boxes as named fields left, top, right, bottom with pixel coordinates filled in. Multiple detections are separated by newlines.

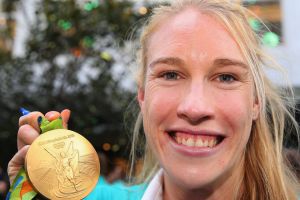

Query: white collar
left=141, top=169, right=164, bottom=200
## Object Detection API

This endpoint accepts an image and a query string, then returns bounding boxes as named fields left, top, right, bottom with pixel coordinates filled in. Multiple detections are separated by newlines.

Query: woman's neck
left=162, top=159, right=245, bottom=200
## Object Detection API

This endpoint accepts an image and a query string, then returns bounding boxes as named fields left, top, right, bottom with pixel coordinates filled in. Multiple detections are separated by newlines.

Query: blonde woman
left=7, top=0, right=300, bottom=199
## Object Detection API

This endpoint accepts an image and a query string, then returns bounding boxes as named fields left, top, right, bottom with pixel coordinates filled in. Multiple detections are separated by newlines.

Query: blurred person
left=106, top=158, right=126, bottom=184
left=6, top=0, right=300, bottom=199
left=0, top=165, right=9, bottom=199
left=97, top=151, right=110, bottom=184
left=97, top=152, right=125, bottom=184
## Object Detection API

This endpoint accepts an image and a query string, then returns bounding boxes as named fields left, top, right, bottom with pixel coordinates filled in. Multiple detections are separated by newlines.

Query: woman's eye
left=217, top=74, right=236, bottom=83
left=162, top=72, right=180, bottom=80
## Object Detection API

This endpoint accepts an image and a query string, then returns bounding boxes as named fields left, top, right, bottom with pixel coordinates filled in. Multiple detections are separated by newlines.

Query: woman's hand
left=7, top=109, right=70, bottom=185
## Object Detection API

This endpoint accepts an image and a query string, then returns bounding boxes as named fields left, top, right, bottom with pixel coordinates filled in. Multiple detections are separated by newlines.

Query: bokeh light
left=84, top=1, right=99, bottom=11
left=100, top=51, right=112, bottom=61
left=112, top=144, right=120, bottom=152
left=102, top=143, right=111, bottom=151
left=138, top=6, right=148, bottom=15
left=262, top=31, right=280, bottom=47
left=82, top=36, right=94, bottom=48
left=58, top=19, right=72, bottom=31
left=248, top=18, right=262, bottom=32
left=71, top=48, right=82, bottom=57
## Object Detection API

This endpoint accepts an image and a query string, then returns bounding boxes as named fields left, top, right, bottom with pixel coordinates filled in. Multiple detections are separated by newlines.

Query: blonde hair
left=129, top=0, right=300, bottom=199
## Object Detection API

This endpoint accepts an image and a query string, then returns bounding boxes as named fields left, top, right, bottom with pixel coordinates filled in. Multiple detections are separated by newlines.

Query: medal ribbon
left=6, top=116, right=64, bottom=200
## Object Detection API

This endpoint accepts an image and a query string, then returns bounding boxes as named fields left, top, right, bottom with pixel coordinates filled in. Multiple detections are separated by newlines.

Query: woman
left=7, top=0, right=300, bottom=199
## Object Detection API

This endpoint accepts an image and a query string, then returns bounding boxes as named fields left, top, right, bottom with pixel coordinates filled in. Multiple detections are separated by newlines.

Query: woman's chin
left=163, top=170, right=221, bottom=195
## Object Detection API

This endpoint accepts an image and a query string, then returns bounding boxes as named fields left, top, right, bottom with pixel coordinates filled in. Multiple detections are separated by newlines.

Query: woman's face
left=138, top=7, right=259, bottom=193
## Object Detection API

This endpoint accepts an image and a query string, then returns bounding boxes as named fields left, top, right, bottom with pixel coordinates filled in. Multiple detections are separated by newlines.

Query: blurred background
left=0, top=0, right=299, bottom=198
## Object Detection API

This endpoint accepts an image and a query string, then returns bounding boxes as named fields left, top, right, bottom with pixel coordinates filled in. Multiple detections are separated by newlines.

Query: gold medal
left=25, top=129, right=100, bottom=200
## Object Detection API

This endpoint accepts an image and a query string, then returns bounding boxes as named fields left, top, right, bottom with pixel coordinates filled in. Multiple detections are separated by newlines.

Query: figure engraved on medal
left=26, top=129, right=100, bottom=200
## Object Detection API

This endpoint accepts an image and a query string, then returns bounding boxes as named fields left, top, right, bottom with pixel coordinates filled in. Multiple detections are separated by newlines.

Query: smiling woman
left=130, top=0, right=299, bottom=199
left=6, top=0, right=300, bottom=200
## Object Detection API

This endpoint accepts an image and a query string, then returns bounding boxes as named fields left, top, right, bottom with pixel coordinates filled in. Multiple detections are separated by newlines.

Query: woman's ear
left=252, top=97, right=260, bottom=120
left=137, top=87, right=145, bottom=113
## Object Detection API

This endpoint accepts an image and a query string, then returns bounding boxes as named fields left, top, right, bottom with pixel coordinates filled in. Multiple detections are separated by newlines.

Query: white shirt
left=141, top=169, right=164, bottom=200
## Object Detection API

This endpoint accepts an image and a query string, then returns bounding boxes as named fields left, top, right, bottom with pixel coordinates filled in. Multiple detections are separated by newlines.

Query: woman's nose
left=177, top=83, right=214, bottom=124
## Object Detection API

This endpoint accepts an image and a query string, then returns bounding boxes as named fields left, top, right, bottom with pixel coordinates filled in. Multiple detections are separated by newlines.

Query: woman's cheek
left=145, top=84, right=181, bottom=123
left=214, top=90, right=254, bottom=141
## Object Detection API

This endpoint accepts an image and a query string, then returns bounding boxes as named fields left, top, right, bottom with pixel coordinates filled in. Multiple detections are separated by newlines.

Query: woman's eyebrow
left=149, top=57, right=249, bottom=70
left=149, top=57, right=184, bottom=68
left=213, top=58, right=249, bottom=69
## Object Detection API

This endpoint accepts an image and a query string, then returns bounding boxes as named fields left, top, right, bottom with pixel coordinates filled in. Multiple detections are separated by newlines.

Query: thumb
left=7, top=145, right=30, bottom=186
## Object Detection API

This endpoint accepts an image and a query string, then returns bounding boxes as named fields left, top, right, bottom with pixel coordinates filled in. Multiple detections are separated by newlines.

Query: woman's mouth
left=167, top=131, right=224, bottom=148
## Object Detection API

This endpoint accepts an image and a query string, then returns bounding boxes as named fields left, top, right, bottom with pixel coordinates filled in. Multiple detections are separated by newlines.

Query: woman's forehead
left=146, top=7, right=245, bottom=65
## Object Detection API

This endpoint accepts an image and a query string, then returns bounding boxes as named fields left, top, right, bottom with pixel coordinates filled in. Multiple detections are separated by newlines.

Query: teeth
left=176, top=136, right=182, bottom=144
left=174, top=135, right=218, bottom=148
left=208, top=140, right=214, bottom=147
left=181, top=138, right=187, bottom=146
left=213, top=139, right=217, bottom=146
left=195, top=138, right=203, bottom=147
left=186, top=138, right=194, bottom=147
left=203, top=140, right=209, bottom=147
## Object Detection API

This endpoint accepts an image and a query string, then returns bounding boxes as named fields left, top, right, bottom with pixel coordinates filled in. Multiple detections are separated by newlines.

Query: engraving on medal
left=38, top=134, right=75, bottom=146
left=26, top=129, right=100, bottom=200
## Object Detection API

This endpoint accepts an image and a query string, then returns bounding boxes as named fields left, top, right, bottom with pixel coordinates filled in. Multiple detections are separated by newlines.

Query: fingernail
left=47, top=113, right=56, bottom=119
left=37, top=116, right=43, bottom=125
